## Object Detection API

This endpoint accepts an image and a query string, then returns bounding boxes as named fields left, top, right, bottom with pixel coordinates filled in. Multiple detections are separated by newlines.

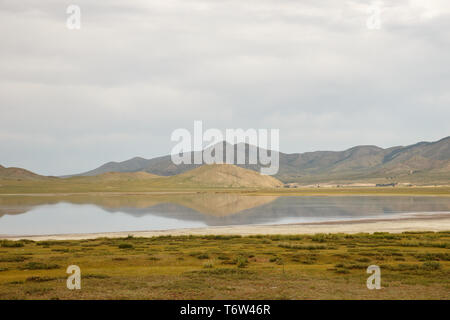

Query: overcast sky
left=0, top=0, right=449, bottom=175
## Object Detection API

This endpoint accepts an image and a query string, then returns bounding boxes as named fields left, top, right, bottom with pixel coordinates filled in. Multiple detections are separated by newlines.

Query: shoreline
left=0, top=185, right=449, bottom=198
left=2, top=213, right=450, bottom=241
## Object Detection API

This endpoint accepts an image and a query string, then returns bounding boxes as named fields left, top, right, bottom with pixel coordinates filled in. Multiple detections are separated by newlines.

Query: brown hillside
left=77, top=171, right=161, bottom=181
left=175, top=164, right=283, bottom=188
left=0, top=165, right=46, bottom=180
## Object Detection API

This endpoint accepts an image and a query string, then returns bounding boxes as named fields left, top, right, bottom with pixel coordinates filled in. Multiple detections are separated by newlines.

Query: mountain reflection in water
left=0, top=194, right=449, bottom=235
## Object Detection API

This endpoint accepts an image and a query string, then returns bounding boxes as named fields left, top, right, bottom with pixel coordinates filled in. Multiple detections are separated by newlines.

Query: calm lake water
left=0, top=194, right=449, bottom=235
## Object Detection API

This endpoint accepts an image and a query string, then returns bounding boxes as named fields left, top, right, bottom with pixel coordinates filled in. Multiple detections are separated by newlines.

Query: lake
left=1, top=194, right=449, bottom=235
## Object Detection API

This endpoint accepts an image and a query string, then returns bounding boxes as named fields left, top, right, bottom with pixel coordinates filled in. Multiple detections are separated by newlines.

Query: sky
left=0, top=0, right=449, bottom=176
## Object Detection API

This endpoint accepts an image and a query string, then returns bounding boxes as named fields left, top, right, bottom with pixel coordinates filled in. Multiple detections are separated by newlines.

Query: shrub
left=278, top=243, right=327, bottom=250
left=335, top=269, right=350, bottom=274
left=148, top=256, right=161, bottom=261
left=383, top=263, right=420, bottom=271
left=118, top=243, right=134, bottom=249
left=197, top=253, right=210, bottom=260
left=269, top=257, right=283, bottom=265
left=421, top=261, right=441, bottom=271
left=84, top=274, right=111, bottom=279
left=415, top=253, right=450, bottom=261
left=37, top=241, right=71, bottom=246
left=26, top=276, right=56, bottom=282
left=312, top=234, right=326, bottom=243
left=22, top=262, right=60, bottom=270
left=0, top=255, right=29, bottom=262
left=236, top=256, right=248, bottom=268
left=1, top=240, right=24, bottom=248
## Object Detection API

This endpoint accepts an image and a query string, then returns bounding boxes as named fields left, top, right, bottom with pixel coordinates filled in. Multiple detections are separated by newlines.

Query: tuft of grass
left=189, top=252, right=210, bottom=259
left=84, top=274, right=111, bottom=279
left=278, top=243, right=327, bottom=250
left=0, top=255, right=29, bottom=262
left=148, top=256, right=161, bottom=261
left=21, top=262, right=60, bottom=270
left=414, top=253, right=450, bottom=261
left=269, top=257, right=283, bottom=265
left=0, top=240, right=24, bottom=248
left=26, top=276, right=57, bottom=283
left=37, top=241, right=71, bottom=247
left=236, top=256, right=248, bottom=268
left=335, top=269, right=350, bottom=274
left=422, top=261, right=441, bottom=271
left=118, top=243, right=134, bottom=249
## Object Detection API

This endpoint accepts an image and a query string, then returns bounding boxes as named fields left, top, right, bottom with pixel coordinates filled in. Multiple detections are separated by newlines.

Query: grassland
left=0, top=174, right=449, bottom=197
left=0, top=232, right=449, bottom=299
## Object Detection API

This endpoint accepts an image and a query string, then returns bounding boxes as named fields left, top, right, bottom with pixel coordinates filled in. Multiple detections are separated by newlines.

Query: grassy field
left=0, top=175, right=449, bottom=196
left=0, top=232, right=449, bottom=299
left=244, top=186, right=450, bottom=196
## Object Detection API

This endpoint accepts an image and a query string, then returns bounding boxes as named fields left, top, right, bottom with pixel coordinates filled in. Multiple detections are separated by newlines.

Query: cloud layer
left=0, top=0, right=449, bottom=175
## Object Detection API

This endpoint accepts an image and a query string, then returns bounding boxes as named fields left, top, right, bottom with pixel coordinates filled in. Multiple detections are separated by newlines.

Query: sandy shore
left=2, top=213, right=450, bottom=241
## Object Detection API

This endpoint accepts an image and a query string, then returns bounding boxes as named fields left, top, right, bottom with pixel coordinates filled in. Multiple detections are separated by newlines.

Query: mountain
left=0, top=164, right=284, bottom=193
left=0, top=165, right=48, bottom=180
left=73, top=164, right=284, bottom=188
left=72, top=136, right=450, bottom=184
left=170, top=164, right=283, bottom=188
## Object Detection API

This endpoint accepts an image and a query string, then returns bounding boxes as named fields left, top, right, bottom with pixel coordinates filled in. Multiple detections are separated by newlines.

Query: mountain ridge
left=70, top=136, right=450, bottom=184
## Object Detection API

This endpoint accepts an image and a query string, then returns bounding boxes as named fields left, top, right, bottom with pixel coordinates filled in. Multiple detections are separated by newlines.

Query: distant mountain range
left=72, top=136, right=450, bottom=184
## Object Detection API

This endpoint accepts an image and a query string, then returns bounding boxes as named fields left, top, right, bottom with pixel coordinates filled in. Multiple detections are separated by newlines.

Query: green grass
left=0, top=232, right=449, bottom=299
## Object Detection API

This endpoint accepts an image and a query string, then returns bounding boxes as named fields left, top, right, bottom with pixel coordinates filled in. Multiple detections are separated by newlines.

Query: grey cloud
left=0, top=0, right=449, bottom=175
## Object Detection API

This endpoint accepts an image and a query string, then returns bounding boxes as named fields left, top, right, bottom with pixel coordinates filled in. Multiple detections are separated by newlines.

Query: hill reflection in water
left=0, top=194, right=450, bottom=235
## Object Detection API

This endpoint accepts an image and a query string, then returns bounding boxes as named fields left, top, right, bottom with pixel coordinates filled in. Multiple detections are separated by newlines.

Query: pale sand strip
left=1, top=214, right=450, bottom=241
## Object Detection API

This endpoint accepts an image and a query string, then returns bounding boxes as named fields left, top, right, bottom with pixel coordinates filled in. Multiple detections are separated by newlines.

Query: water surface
left=0, top=194, right=449, bottom=235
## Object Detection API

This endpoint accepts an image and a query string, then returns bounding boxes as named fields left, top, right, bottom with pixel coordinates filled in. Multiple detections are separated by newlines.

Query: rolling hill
left=77, top=171, right=160, bottom=182
left=0, top=164, right=284, bottom=192
left=170, top=164, right=283, bottom=188
left=0, top=165, right=48, bottom=180
left=71, top=136, right=450, bottom=184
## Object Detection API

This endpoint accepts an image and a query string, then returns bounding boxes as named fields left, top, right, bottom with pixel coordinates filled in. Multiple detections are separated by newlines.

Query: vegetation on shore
left=0, top=180, right=449, bottom=196
left=0, top=232, right=449, bottom=299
